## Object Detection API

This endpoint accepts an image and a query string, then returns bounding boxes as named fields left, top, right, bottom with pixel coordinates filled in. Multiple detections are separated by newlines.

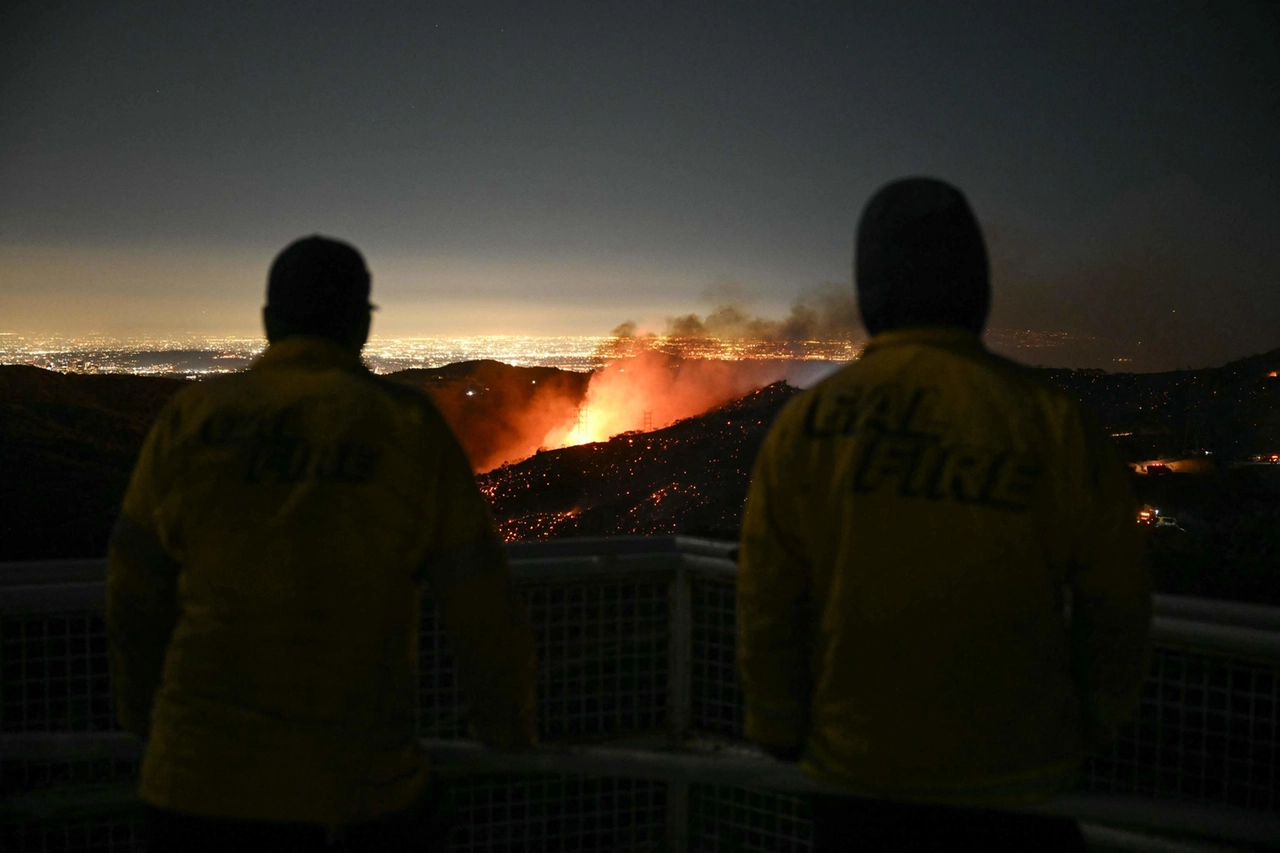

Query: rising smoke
left=432, top=286, right=862, bottom=472
left=664, top=283, right=862, bottom=343
left=536, top=285, right=860, bottom=452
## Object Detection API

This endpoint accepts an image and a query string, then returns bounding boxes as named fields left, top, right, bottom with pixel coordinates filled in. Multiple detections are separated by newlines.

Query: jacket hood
left=855, top=177, right=990, bottom=336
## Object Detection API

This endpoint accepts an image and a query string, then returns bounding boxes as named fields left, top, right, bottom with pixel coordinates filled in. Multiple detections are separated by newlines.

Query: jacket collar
left=254, top=335, right=367, bottom=372
left=860, top=326, right=986, bottom=359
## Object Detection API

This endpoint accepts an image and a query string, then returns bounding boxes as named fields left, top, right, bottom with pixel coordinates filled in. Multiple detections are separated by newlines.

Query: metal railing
left=3, top=536, right=1279, bottom=851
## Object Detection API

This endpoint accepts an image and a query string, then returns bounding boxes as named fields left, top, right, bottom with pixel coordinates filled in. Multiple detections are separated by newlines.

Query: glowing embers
left=499, top=508, right=582, bottom=541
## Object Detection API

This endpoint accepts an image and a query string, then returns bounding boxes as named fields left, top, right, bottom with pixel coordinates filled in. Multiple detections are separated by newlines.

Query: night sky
left=2, top=1, right=1278, bottom=370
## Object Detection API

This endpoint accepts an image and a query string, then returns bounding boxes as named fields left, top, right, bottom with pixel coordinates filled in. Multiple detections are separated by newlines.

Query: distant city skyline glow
left=0, top=327, right=1207, bottom=376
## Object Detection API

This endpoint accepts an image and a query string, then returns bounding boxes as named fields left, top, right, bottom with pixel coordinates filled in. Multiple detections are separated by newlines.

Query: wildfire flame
left=540, top=349, right=809, bottom=449
left=431, top=325, right=856, bottom=472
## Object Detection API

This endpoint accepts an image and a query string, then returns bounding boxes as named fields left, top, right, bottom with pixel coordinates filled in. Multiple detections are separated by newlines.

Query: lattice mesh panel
left=1, top=577, right=672, bottom=744
left=417, top=599, right=467, bottom=738
left=449, top=774, right=666, bottom=852
left=4, top=556, right=1280, bottom=852
left=419, top=576, right=671, bottom=743
left=1, top=613, right=114, bottom=733
left=1085, top=647, right=1279, bottom=812
left=689, top=784, right=812, bottom=852
left=526, top=578, right=669, bottom=742
left=688, top=573, right=1280, bottom=813
left=691, top=577, right=744, bottom=738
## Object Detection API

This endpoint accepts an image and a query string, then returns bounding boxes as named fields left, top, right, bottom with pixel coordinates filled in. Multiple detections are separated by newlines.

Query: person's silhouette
left=738, top=179, right=1150, bottom=852
left=108, top=235, right=537, bottom=852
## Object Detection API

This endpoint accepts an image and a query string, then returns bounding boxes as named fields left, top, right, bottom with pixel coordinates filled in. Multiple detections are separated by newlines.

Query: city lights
left=0, top=334, right=861, bottom=377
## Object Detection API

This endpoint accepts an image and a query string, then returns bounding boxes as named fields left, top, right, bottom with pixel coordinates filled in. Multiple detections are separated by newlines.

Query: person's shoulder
left=962, top=346, right=1082, bottom=411
left=964, top=349, right=1111, bottom=458
left=123, top=373, right=255, bottom=453
left=949, top=344, right=1035, bottom=386
left=154, top=373, right=242, bottom=427
left=355, top=372, right=453, bottom=430
left=805, top=359, right=869, bottom=400
left=769, top=362, right=859, bottom=435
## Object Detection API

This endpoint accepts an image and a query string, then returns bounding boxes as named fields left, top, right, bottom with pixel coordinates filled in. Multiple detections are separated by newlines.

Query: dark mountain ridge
left=0, top=367, right=188, bottom=562
left=1030, top=347, right=1280, bottom=461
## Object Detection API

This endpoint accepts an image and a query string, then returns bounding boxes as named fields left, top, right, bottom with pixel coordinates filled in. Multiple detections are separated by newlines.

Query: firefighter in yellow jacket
left=738, top=179, right=1150, bottom=852
left=107, top=236, right=537, bottom=851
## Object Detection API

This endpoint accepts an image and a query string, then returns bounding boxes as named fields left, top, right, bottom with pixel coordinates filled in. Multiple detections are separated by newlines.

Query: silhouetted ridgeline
left=1031, top=348, right=1280, bottom=462
left=392, top=360, right=590, bottom=471
left=2, top=348, right=1278, bottom=604
left=0, top=366, right=186, bottom=562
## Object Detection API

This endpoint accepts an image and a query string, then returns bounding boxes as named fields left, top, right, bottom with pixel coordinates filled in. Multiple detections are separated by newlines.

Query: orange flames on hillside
left=437, top=293, right=862, bottom=471
left=433, top=343, right=851, bottom=473
left=523, top=294, right=861, bottom=454
left=540, top=349, right=803, bottom=449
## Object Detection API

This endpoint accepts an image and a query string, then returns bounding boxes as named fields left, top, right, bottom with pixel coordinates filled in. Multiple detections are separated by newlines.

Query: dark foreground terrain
left=2, top=347, right=1278, bottom=604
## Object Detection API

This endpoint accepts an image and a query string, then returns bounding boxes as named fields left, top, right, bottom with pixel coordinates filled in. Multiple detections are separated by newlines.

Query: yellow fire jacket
left=739, top=327, right=1150, bottom=807
left=106, top=336, right=537, bottom=824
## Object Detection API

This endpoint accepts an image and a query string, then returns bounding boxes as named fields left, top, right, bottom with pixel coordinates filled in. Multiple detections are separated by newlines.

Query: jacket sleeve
left=422, top=432, right=538, bottom=750
left=1065, top=406, right=1152, bottom=748
left=737, top=412, right=813, bottom=751
left=105, top=403, right=182, bottom=738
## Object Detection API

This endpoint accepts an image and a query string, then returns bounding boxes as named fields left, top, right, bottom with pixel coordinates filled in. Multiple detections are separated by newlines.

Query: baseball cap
left=266, top=235, right=375, bottom=326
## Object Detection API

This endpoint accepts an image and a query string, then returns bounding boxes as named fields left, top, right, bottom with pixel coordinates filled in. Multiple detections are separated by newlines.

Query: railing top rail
left=505, top=535, right=738, bottom=561
left=1152, top=592, right=1280, bottom=631
left=0, top=536, right=738, bottom=584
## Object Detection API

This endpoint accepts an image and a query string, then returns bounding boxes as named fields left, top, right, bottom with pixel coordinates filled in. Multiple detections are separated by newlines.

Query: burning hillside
left=392, top=348, right=844, bottom=472
left=541, top=349, right=818, bottom=447
left=391, top=291, right=860, bottom=472
left=478, top=381, right=803, bottom=541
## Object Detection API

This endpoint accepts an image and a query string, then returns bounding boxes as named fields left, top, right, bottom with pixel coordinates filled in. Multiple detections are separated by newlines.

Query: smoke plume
left=425, top=287, right=860, bottom=471
left=664, top=283, right=861, bottom=344
left=535, top=288, right=860, bottom=452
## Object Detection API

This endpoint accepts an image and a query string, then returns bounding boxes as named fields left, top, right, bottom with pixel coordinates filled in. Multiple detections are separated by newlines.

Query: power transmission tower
left=642, top=410, right=653, bottom=430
